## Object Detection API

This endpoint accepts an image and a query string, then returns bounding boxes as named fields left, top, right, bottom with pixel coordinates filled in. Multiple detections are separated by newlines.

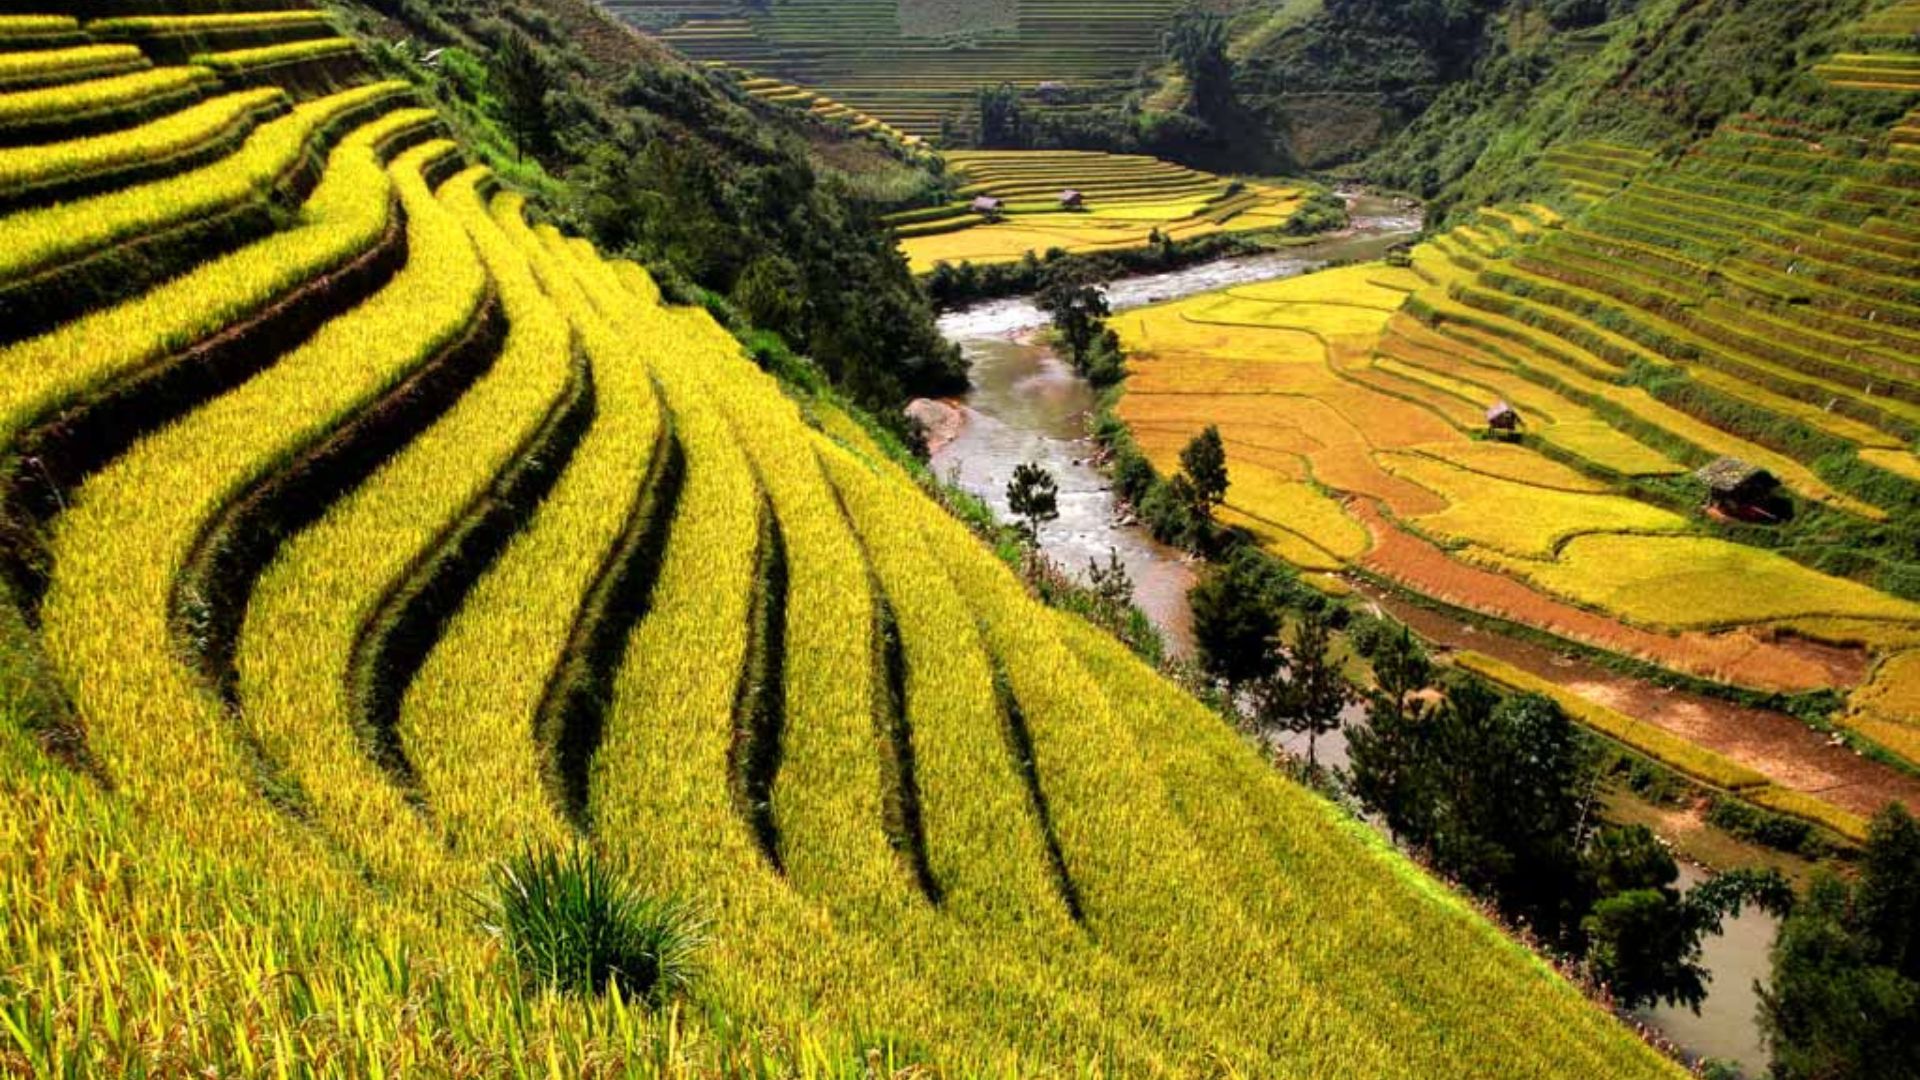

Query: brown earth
left=1351, top=498, right=1868, bottom=693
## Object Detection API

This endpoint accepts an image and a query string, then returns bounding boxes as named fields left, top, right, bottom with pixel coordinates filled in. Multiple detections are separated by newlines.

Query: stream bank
left=926, top=192, right=1421, bottom=656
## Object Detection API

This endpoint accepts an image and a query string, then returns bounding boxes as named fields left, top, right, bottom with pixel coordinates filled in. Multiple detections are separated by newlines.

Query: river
left=928, top=192, right=1422, bottom=656
left=926, top=191, right=1783, bottom=1076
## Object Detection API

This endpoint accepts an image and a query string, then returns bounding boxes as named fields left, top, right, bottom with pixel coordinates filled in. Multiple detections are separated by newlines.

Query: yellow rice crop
left=567, top=239, right=1175, bottom=1069
left=88, top=11, right=333, bottom=34
left=1383, top=451, right=1690, bottom=558
left=235, top=155, right=577, bottom=899
left=0, top=65, right=212, bottom=128
left=1398, top=441, right=1615, bottom=492
left=0, top=86, right=286, bottom=199
left=38, top=137, right=485, bottom=893
left=389, top=186, right=654, bottom=862
left=1744, top=786, right=1871, bottom=844
left=0, top=80, right=404, bottom=285
left=0, top=15, right=78, bottom=38
left=1473, top=534, right=1920, bottom=628
left=1536, top=419, right=1688, bottom=476
left=191, top=37, right=357, bottom=74
left=0, top=44, right=145, bottom=89
left=0, top=104, right=433, bottom=440
left=1068, top=622, right=1680, bottom=1076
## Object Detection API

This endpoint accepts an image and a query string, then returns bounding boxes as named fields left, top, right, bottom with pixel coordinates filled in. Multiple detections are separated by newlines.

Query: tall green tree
left=1188, top=550, right=1284, bottom=691
left=1255, top=609, right=1350, bottom=769
left=1762, top=805, right=1920, bottom=1080
left=1349, top=661, right=1798, bottom=997
left=977, top=82, right=1026, bottom=147
left=1164, top=10, right=1234, bottom=121
left=1583, top=831, right=1791, bottom=1011
left=1178, top=425, right=1228, bottom=517
left=1006, top=461, right=1060, bottom=543
left=492, top=30, right=552, bottom=162
left=1036, top=262, right=1112, bottom=373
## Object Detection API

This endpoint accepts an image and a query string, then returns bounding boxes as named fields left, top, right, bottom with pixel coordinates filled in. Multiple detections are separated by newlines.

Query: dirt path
left=1368, top=585, right=1920, bottom=820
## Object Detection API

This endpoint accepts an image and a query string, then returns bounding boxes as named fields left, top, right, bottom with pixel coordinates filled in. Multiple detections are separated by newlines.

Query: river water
left=929, top=193, right=1422, bottom=656
left=926, top=192, right=1782, bottom=1075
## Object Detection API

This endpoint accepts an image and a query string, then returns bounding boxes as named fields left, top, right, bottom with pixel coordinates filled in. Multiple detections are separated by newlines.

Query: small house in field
left=1696, top=457, right=1786, bottom=521
left=1036, top=80, right=1069, bottom=103
left=1059, top=188, right=1084, bottom=209
left=1486, top=400, right=1521, bottom=436
left=970, top=195, right=1004, bottom=217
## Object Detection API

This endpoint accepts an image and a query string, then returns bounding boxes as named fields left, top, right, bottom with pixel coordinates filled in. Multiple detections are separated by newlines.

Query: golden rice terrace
left=0, top=2, right=1682, bottom=1075
left=1106, top=1, right=1920, bottom=851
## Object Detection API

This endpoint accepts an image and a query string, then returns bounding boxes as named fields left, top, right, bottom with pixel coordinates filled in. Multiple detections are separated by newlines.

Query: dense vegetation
left=343, top=0, right=965, bottom=416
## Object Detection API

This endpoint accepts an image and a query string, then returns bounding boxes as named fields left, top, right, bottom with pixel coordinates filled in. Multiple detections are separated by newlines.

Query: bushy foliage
left=480, top=847, right=705, bottom=1002
left=355, top=0, right=964, bottom=420
left=1348, top=661, right=1791, bottom=1002
left=1763, top=806, right=1920, bottom=1079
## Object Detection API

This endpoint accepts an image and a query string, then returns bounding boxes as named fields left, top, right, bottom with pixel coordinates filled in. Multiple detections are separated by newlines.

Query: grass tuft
left=479, top=846, right=705, bottom=1003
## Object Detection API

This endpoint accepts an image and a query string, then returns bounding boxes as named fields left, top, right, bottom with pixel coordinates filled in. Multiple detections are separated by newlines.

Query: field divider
left=991, top=665, right=1083, bottom=920
left=0, top=114, right=427, bottom=617
left=827, top=482, right=939, bottom=903
left=347, top=335, right=595, bottom=798
left=170, top=288, right=503, bottom=703
left=533, top=405, right=685, bottom=828
left=724, top=496, right=789, bottom=870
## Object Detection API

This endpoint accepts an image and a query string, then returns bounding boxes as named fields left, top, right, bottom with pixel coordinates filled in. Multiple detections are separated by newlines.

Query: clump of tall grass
left=479, top=846, right=704, bottom=1002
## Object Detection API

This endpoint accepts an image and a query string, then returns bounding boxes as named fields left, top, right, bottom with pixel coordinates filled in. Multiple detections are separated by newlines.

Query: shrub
left=480, top=847, right=705, bottom=1001
left=1706, top=796, right=1815, bottom=856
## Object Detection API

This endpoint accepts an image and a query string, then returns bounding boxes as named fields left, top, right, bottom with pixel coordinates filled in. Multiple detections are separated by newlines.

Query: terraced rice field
left=0, top=4, right=1683, bottom=1075
left=717, top=63, right=924, bottom=149
left=894, top=149, right=1304, bottom=271
left=600, top=0, right=1184, bottom=138
left=1113, top=12, right=1920, bottom=839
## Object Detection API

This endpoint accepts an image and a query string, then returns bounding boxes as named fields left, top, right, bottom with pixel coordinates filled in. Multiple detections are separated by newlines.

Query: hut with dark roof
left=1486, top=400, right=1521, bottom=436
left=1696, top=457, right=1785, bottom=520
left=1058, top=188, right=1084, bottom=209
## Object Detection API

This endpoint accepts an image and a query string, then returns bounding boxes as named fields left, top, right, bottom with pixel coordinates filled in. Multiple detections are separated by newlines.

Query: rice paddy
left=1109, top=4, right=1920, bottom=836
left=0, top=5, right=1683, bottom=1075
left=895, top=149, right=1304, bottom=272
left=607, top=0, right=1185, bottom=139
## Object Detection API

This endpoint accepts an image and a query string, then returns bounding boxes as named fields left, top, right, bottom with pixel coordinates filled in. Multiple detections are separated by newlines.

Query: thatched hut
left=1696, top=457, right=1785, bottom=520
left=970, top=195, right=1004, bottom=216
left=1486, top=400, right=1521, bottom=435
left=1058, top=188, right=1084, bottom=209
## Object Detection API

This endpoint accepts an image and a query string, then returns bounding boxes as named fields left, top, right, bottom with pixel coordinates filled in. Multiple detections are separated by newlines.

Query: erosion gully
left=922, top=191, right=1797, bottom=1075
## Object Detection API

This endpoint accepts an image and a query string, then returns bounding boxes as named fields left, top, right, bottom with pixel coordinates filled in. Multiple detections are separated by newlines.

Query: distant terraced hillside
left=891, top=148, right=1305, bottom=271
left=1111, top=0, right=1920, bottom=846
left=0, top=2, right=1682, bottom=1074
left=597, top=0, right=1182, bottom=139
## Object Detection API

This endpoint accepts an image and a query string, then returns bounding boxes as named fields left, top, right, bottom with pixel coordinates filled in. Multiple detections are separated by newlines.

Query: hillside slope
left=336, top=0, right=965, bottom=417
left=1106, top=0, right=1920, bottom=838
left=0, top=3, right=1681, bottom=1075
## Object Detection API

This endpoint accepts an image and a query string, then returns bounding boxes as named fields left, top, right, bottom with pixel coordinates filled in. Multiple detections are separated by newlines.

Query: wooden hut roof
left=970, top=195, right=1004, bottom=212
left=1695, top=457, right=1775, bottom=494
